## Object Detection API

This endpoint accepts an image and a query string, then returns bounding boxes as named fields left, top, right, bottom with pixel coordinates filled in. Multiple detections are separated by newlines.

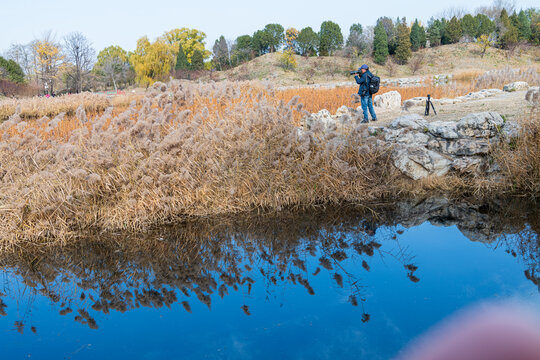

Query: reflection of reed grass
left=0, top=198, right=537, bottom=331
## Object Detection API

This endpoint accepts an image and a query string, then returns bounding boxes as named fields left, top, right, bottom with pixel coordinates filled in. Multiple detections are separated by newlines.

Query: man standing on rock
left=355, top=64, right=377, bottom=123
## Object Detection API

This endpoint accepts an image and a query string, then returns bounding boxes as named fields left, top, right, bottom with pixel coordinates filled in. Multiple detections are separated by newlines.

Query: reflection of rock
left=391, top=197, right=522, bottom=243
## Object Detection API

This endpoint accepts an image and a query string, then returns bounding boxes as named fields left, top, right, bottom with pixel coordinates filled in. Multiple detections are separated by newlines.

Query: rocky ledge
left=301, top=109, right=520, bottom=180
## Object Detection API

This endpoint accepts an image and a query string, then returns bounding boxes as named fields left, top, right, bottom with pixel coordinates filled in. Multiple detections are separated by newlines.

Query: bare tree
left=437, top=6, right=467, bottom=19
left=5, top=43, right=35, bottom=79
left=475, top=0, right=516, bottom=20
left=64, top=32, right=95, bottom=93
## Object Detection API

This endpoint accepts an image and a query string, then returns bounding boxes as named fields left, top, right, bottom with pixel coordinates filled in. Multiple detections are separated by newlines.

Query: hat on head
left=360, top=64, right=369, bottom=70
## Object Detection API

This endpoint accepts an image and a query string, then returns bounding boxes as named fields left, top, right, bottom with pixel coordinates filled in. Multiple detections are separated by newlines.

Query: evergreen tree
left=318, top=21, right=343, bottom=56
left=0, top=56, right=26, bottom=83
left=190, top=49, right=204, bottom=70
left=252, top=30, right=272, bottom=55
left=516, top=10, right=532, bottom=40
left=212, top=35, right=230, bottom=70
left=440, top=18, right=451, bottom=44
left=175, top=42, right=189, bottom=70
left=263, top=24, right=285, bottom=52
left=461, top=14, right=479, bottom=40
left=395, top=19, right=412, bottom=64
left=373, top=22, right=389, bottom=64
left=297, top=27, right=319, bottom=56
left=427, top=18, right=442, bottom=46
left=446, top=16, right=463, bottom=43
left=498, top=9, right=519, bottom=48
left=376, top=17, right=397, bottom=54
left=530, top=9, right=540, bottom=44
left=231, top=35, right=253, bottom=64
left=410, top=19, right=426, bottom=51
left=475, top=13, right=496, bottom=37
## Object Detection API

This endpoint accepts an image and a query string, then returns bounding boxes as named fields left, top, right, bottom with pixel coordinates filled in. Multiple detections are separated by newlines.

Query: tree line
left=1, top=2, right=538, bottom=93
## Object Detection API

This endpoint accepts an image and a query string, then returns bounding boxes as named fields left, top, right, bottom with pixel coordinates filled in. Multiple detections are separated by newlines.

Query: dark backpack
left=368, top=74, right=380, bottom=95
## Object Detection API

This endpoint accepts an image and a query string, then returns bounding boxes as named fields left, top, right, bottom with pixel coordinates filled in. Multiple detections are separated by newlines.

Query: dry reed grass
left=276, top=84, right=476, bottom=123
left=0, top=80, right=400, bottom=248
left=452, top=69, right=485, bottom=81
left=0, top=92, right=143, bottom=121
left=0, top=79, right=538, bottom=248
left=475, top=66, right=540, bottom=89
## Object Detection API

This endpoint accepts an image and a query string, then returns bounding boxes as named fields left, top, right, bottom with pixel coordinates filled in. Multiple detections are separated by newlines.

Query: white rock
left=503, top=81, right=529, bottom=92
left=427, top=121, right=459, bottom=139
left=373, top=91, right=402, bottom=109
left=393, top=145, right=452, bottom=180
left=390, top=114, right=428, bottom=131
left=456, top=112, right=504, bottom=138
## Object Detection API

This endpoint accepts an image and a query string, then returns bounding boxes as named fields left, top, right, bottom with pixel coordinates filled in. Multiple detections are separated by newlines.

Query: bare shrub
left=385, top=58, right=398, bottom=77
left=409, top=53, right=425, bottom=75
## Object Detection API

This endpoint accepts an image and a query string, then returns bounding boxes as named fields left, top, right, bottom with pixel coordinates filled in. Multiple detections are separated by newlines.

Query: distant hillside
left=208, top=43, right=539, bottom=86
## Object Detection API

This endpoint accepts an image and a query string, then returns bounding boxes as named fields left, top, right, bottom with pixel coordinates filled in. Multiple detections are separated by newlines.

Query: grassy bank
left=0, top=80, right=538, bottom=249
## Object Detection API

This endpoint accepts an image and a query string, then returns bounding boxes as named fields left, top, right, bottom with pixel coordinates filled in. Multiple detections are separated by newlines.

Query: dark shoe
left=371, top=118, right=377, bottom=121
left=361, top=119, right=369, bottom=124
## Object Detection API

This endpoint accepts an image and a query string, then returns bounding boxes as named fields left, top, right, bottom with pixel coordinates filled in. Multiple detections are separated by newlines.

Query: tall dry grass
left=0, top=80, right=398, bottom=248
left=493, top=112, right=540, bottom=196
left=0, top=80, right=538, bottom=247
left=0, top=92, right=143, bottom=121
left=276, top=84, right=476, bottom=123
left=475, top=66, right=540, bottom=89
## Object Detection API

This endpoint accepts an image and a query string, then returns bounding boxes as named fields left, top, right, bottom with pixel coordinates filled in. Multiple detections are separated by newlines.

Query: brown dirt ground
left=362, top=90, right=535, bottom=126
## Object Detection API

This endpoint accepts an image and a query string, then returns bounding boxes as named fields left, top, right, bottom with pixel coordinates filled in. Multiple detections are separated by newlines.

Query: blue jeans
left=360, top=95, right=376, bottom=121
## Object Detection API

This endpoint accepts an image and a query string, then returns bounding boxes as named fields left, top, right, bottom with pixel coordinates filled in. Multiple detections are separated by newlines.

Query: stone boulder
left=392, top=146, right=452, bottom=180
left=455, top=112, right=504, bottom=138
left=427, top=121, right=459, bottom=139
left=389, top=114, right=428, bottom=131
left=373, top=91, right=402, bottom=109
left=503, top=81, right=529, bottom=92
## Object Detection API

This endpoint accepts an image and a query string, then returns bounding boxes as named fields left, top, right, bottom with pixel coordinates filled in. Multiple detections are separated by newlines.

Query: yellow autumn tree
left=129, top=36, right=176, bottom=86
left=160, top=28, right=211, bottom=63
left=279, top=49, right=297, bottom=70
left=285, top=28, right=299, bottom=51
left=33, top=36, right=64, bottom=95
left=476, top=34, right=494, bottom=58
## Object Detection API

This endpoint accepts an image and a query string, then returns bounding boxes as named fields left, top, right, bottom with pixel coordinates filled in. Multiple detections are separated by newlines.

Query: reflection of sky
left=0, top=222, right=538, bottom=360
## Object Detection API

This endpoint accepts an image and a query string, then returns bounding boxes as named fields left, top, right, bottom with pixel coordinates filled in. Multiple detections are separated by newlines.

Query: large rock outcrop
left=382, top=112, right=516, bottom=180
left=301, top=109, right=519, bottom=180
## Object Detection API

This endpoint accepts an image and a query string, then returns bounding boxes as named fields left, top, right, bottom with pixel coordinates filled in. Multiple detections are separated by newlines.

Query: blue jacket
left=355, top=70, right=373, bottom=97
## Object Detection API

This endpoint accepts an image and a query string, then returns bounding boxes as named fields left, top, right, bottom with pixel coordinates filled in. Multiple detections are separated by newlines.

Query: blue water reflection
left=0, top=203, right=538, bottom=360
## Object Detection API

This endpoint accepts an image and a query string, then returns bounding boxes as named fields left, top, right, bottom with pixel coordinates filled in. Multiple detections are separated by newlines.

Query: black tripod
left=425, top=94, right=437, bottom=116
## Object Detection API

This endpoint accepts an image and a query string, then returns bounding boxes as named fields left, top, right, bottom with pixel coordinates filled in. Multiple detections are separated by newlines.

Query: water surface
left=0, top=197, right=539, bottom=359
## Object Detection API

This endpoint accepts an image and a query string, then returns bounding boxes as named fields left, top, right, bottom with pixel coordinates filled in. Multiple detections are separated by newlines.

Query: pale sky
left=1, top=0, right=538, bottom=55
